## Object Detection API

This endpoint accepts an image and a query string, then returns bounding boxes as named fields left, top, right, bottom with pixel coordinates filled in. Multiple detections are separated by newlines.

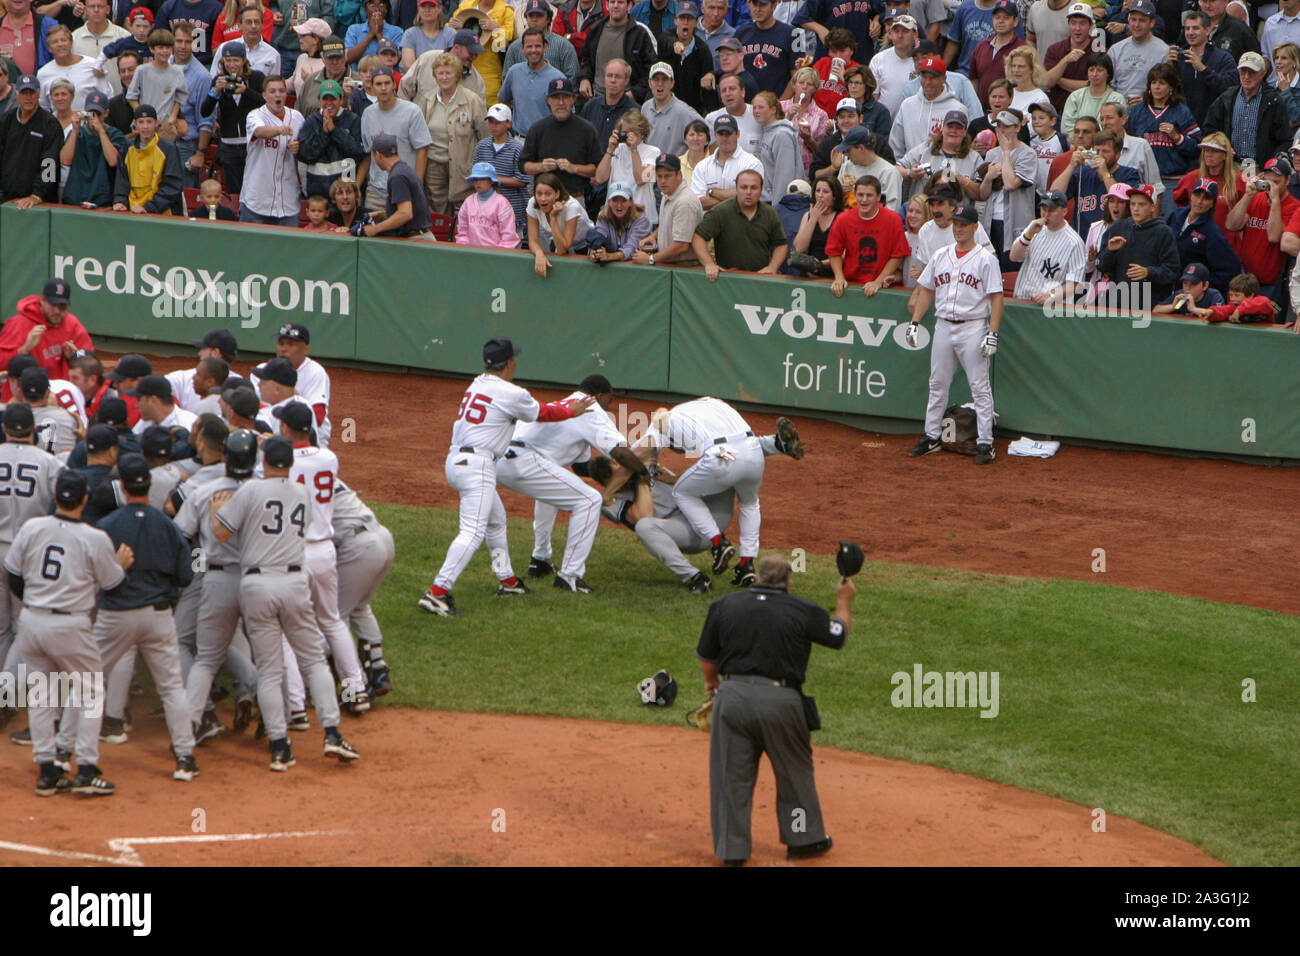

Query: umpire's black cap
left=483, top=337, right=521, bottom=366
left=118, top=453, right=151, bottom=493
left=2, top=403, right=34, bottom=436
left=55, top=468, right=88, bottom=507
left=262, top=436, right=294, bottom=468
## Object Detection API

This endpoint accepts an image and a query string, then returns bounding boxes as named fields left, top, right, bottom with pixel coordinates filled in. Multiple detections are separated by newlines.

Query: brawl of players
left=0, top=279, right=392, bottom=795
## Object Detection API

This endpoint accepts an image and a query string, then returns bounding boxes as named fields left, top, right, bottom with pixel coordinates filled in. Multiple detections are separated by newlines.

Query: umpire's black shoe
left=686, top=572, right=712, bottom=594
left=553, top=573, right=593, bottom=594
left=974, top=443, right=996, bottom=465
left=731, top=559, right=756, bottom=588
left=787, top=836, right=832, bottom=860
left=908, top=436, right=942, bottom=457
left=527, top=557, right=555, bottom=578
left=710, top=537, right=735, bottom=574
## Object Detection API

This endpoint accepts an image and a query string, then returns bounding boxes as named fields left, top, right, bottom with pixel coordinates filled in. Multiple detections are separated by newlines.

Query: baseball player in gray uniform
left=19, top=367, right=80, bottom=456
left=651, top=397, right=768, bottom=588
left=332, top=478, right=395, bottom=698
left=906, top=201, right=1004, bottom=465
left=0, top=404, right=62, bottom=733
left=6, top=469, right=133, bottom=796
left=215, top=436, right=359, bottom=771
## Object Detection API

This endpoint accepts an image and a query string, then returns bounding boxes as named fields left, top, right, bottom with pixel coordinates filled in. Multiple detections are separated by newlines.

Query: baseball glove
left=589, top=455, right=614, bottom=485
left=686, top=697, right=713, bottom=730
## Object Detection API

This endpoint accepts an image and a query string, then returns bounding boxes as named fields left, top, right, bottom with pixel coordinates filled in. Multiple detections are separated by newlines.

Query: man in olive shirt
left=696, top=554, right=855, bottom=865
left=691, top=168, right=787, bottom=278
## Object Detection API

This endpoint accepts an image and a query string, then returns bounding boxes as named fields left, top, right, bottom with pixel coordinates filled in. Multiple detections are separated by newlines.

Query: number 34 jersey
left=449, top=373, right=543, bottom=460
left=217, top=477, right=313, bottom=570
left=4, top=516, right=125, bottom=613
left=0, top=442, right=61, bottom=545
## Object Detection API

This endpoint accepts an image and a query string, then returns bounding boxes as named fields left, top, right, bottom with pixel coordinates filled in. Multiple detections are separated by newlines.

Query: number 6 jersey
left=4, top=516, right=125, bottom=613
left=216, top=476, right=313, bottom=570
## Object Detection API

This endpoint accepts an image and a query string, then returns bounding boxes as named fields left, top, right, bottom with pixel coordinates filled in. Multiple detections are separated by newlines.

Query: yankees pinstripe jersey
left=1012, top=223, right=1088, bottom=301
left=918, top=243, right=1004, bottom=322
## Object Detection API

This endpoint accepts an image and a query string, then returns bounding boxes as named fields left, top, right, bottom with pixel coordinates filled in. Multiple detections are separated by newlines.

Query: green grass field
left=369, top=502, right=1300, bottom=867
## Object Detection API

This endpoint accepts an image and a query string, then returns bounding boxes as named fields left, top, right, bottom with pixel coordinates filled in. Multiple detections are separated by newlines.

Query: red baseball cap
left=129, top=6, right=154, bottom=22
left=917, top=56, right=946, bottom=75
left=1129, top=183, right=1156, bottom=201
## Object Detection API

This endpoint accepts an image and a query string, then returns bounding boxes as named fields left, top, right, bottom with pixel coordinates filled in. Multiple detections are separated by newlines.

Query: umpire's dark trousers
left=709, top=676, right=826, bottom=861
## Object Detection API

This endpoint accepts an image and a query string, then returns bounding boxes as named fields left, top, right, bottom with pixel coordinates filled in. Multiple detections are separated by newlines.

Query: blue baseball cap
left=466, top=160, right=499, bottom=183
left=222, top=41, right=247, bottom=59
left=16, top=75, right=39, bottom=93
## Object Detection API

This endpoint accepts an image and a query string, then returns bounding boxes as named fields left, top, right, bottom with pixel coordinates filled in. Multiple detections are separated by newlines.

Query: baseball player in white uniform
left=5, top=355, right=86, bottom=428
left=6, top=469, right=132, bottom=796
left=419, top=338, right=596, bottom=618
left=275, top=400, right=369, bottom=712
left=332, top=478, right=396, bottom=698
left=906, top=184, right=993, bottom=292
left=250, top=324, right=333, bottom=447
left=500, top=374, right=649, bottom=594
left=215, top=436, right=359, bottom=771
left=1009, top=190, right=1088, bottom=304
left=166, top=329, right=239, bottom=413
left=907, top=201, right=1004, bottom=465
left=650, top=397, right=766, bottom=588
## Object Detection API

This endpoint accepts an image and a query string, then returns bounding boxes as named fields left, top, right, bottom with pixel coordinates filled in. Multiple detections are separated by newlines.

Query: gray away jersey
left=216, top=476, right=312, bottom=569
left=4, top=515, right=125, bottom=612
left=0, top=442, right=62, bottom=544
left=174, top=475, right=244, bottom=568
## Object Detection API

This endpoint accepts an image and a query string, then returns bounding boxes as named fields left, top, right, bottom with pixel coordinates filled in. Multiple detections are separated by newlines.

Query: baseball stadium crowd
left=4, top=0, right=1300, bottom=320
left=0, top=284, right=394, bottom=790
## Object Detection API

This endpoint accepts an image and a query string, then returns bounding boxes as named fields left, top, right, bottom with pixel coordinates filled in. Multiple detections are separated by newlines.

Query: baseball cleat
left=787, top=836, right=833, bottom=859
left=710, top=538, right=735, bottom=574
left=36, top=763, right=72, bottom=797
left=323, top=730, right=360, bottom=761
left=10, top=726, right=31, bottom=745
left=288, top=711, right=310, bottom=732
left=54, top=749, right=72, bottom=773
left=553, top=573, right=593, bottom=594
left=269, top=739, right=296, bottom=772
left=173, top=755, right=200, bottom=782
left=686, top=571, right=712, bottom=594
left=497, top=578, right=532, bottom=596
left=369, top=664, right=393, bottom=697
left=974, top=443, right=996, bottom=464
left=345, top=690, right=371, bottom=716
left=194, top=710, right=225, bottom=745
left=731, top=559, right=756, bottom=588
left=232, top=698, right=256, bottom=734
left=99, top=717, right=128, bottom=745
left=908, top=436, right=943, bottom=457
left=71, top=765, right=115, bottom=797
left=774, top=417, right=804, bottom=459
left=527, top=557, right=555, bottom=578
left=418, top=588, right=457, bottom=617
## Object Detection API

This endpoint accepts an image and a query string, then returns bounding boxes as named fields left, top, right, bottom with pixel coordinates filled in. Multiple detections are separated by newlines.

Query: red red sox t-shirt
left=1239, top=191, right=1300, bottom=284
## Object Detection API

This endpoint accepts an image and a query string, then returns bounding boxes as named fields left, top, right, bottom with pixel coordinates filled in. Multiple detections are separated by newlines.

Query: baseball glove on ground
left=686, top=697, right=713, bottom=730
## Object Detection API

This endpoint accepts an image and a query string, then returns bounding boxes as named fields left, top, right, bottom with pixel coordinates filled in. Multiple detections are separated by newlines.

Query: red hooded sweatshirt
left=0, top=295, right=94, bottom=381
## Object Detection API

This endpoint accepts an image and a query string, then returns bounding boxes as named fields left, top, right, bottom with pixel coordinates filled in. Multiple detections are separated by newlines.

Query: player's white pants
left=305, top=539, right=366, bottom=697
left=923, top=317, right=995, bottom=446
left=672, top=439, right=765, bottom=559
left=497, top=450, right=602, bottom=578
left=435, top=449, right=514, bottom=591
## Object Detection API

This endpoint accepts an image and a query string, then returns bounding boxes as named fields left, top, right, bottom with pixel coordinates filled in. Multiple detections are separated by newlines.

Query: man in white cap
left=641, top=61, right=703, bottom=156
left=869, top=11, right=919, bottom=115
left=1203, top=51, right=1292, bottom=168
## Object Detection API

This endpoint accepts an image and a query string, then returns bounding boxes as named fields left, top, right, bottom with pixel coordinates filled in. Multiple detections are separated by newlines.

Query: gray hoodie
left=758, top=119, right=804, bottom=203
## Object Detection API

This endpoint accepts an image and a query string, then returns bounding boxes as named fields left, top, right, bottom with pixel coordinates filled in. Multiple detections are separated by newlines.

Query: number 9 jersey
left=289, top=445, right=340, bottom=542
left=450, top=373, right=545, bottom=459
left=216, top=477, right=313, bottom=570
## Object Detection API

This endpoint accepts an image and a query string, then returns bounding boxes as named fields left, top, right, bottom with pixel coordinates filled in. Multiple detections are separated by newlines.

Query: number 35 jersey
left=4, top=516, right=125, bottom=613
left=449, top=373, right=543, bottom=460
left=217, top=477, right=313, bottom=570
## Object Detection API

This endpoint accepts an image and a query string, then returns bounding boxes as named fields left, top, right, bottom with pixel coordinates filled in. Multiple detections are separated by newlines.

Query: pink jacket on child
left=455, top=191, right=520, bottom=250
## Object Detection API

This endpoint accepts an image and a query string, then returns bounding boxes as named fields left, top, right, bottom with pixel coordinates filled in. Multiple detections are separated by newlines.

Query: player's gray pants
left=0, top=541, right=21, bottom=670
left=435, top=450, right=515, bottom=591
left=185, top=569, right=251, bottom=723
left=16, top=608, right=103, bottom=768
left=635, top=491, right=737, bottom=582
left=923, top=317, right=994, bottom=446
left=175, top=574, right=203, bottom=677
left=336, top=523, right=395, bottom=650
left=95, top=607, right=196, bottom=758
left=672, top=439, right=765, bottom=559
left=709, top=677, right=826, bottom=861
left=498, top=450, right=603, bottom=578
left=240, top=570, right=340, bottom=740
left=305, top=539, right=366, bottom=697
left=104, top=649, right=135, bottom=720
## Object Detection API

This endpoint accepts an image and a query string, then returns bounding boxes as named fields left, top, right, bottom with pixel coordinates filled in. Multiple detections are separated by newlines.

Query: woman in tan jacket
left=417, top=51, right=488, bottom=215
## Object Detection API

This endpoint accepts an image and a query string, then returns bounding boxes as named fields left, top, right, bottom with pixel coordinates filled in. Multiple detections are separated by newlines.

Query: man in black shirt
left=696, top=554, right=854, bottom=865
left=0, top=75, right=62, bottom=206
left=521, top=76, right=602, bottom=198
left=362, top=132, right=436, bottom=240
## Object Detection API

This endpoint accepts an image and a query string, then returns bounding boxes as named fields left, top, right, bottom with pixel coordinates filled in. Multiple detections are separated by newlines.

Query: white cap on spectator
left=487, top=103, right=512, bottom=122
left=834, top=96, right=859, bottom=113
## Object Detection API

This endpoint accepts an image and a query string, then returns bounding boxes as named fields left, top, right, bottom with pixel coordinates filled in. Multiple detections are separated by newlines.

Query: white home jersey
left=449, top=373, right=543, bottom=460
left=290, top=445, right=339, bottom=542
left=4, top=515, right=124, bottom=611
left=919, top=243, right=1004, bottom=322
left=49, top=379, right=87, bottom=425
left=251, top=357, right=333, bottom=446
left=243, top=104, right=306, bottom=219
left=512, top=391, right=625, bottom=465
left=132, top=405, right=198, bottom=436
left=165, top=368, right=201, bottom=412
left=658, top=397, right=752, bottom=457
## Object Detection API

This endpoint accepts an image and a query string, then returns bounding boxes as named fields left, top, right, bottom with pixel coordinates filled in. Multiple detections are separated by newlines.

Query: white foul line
left=1, top=830, right=346, bottom=867
left=0, top=839, right=129, bottom=866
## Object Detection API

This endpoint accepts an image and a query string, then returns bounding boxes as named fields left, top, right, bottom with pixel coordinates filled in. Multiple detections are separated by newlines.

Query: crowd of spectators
left=3, top=0, right=1300, bottom=322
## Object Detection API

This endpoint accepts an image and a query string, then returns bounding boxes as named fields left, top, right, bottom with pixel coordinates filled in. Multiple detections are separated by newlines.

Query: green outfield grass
left=368, top=502, right=1300, bottom=867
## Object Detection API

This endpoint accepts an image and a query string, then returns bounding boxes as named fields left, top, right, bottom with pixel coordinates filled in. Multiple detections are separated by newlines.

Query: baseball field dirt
left=5, top=354, right=1287, bottom=866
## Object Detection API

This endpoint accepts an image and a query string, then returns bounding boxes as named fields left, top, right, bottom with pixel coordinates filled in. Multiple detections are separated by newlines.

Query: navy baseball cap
left=547, top=76, right=576, bottom=97
left=2, top=403, right=34, bottom=436
left=991, top=0, right=1018, bottom=16
left=253, top=357, right=298, bottom=387
left=140, top=425, right=174, bottom=459
left=84, top=90, right=110, bottom=114
left=1128, top=0, right=1155, bottom=17
left=371, top=65, right=395, bottom=81
left=717, top=37, right=743, bottom=52
left=676, top=1, right=700, bottom=17
left=193, top=328, right=238, bottom=357
left=133, top=103, right=158, bottom=121
left=483, top=337, right=521, bottom=365
left=262, top=436, right=295, bottom=468
left=107, top=354, right=152, bottom=382
left=952, top=203, right=980, bottom=223
left=371, top=132, right=399, bottom=156
left=1039, top=189, right=1068, bottom=209
left=523, top=0, right=550, bottom=15
left=43, top=277, right=71, bottom=304
left=1182, top=263, right=1210, bottom=283
left=277, top=322, right=310, bottom=344
left=19, top=366, right=50, bottom=399
left=713, top=113, right=739, bottom=134
left=7, top=355, right=37, bottom=378
left=222, top=41, right=247, bottom=59
left=453, top=29, right=484, bottom=55
left=1191, top=177, right=1220, bottom=199
left=125, top=374, right=172, bottom=400
left=376, top=38, right=398, bottom=54
left=655, top=153, right=682, bottom=171
left=273, top=401, right=314, bottom=432
left=224, top=387, right=260, bottom=419
left=835, top=126, right=873, bottom=151
left=85, top=423, right=119, bottom=452
left=15, top=75, right=39, bottom=94
left=55, top=468, right=89, bottom=507
left=97, top=398, right=128, bottom=427
left=117, top=453, right=151, bottom=493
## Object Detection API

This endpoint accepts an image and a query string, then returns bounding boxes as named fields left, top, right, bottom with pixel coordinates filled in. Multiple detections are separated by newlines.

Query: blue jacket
left=776, top=191, right=809, bottom=276
left=1125, top=100, right=1201, bottom=179
left=1167, top=205, right=1240, bottom=295
left=97, top=502, right=194, bottom=610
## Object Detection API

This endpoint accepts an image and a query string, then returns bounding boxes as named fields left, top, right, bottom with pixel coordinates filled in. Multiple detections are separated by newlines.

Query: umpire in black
left=696, top=554, right=854, bottom=865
